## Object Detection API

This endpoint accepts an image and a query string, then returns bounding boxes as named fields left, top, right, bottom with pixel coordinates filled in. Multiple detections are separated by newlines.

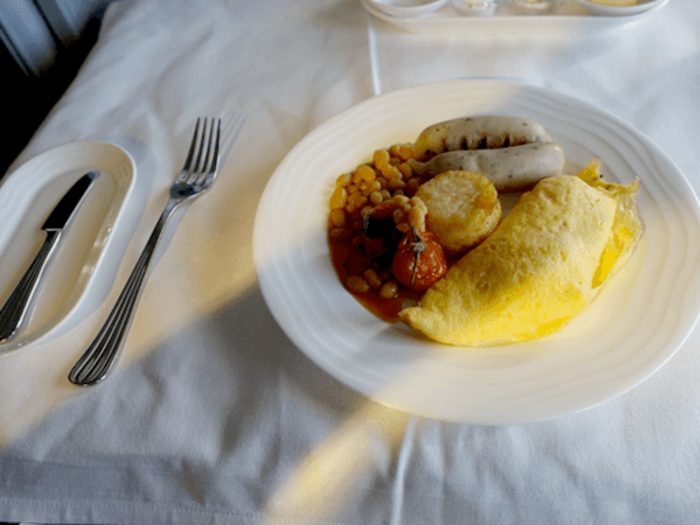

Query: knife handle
left=0, top=230, right=61, bottom=343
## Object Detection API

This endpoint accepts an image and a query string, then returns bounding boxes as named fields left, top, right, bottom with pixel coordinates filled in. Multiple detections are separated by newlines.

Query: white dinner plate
left=254, top=80, right=700, bottom=425
left=0, top=141, right=135, bottom=355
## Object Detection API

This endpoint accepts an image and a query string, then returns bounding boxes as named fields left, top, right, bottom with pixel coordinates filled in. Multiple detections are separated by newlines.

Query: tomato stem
left=409, top=225, right=425, bottom=285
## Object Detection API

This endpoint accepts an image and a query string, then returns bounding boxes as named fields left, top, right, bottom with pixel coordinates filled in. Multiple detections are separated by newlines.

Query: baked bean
left=392, top=195, right=410, bottom=207
left=360, top=205, right=374, bottom=219
left=354, top=165, right=377, bottom=185
left=330, top=209, right=346, bottom=227
left=348, top=193, right=368, bottom=210
left=408, top=206, right=425, bottom=231
left=336, top=173, right=352, bottom=187
left=379, top=280, right=399, bottom=299
left=347, top=275, right=370, bottom=293
left=329, top=187, right=347, bottom=210
left=387, top=178, right=406, bottom=191
left=363, top=269, right=382, bottom=288
left=382, top=165, right=403, bottom=181
left=398, top=162, right=413, bottom=179
left=373, top=149, right=391, bottom=171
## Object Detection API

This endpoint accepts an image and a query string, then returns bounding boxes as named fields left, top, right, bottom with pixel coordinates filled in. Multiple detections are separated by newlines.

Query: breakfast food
left=409, top=142, right=566, bottom=192
left=328, top=142, right=437, bottom=321
left=392, top=227, right=447, bottom=291
left=413, top=115, right=552, bottom=161
left=327, top=113, right=642, bottom=345
left=399, top=165, right=641, bottom=345
left=414, top=170, right=501, bottom=254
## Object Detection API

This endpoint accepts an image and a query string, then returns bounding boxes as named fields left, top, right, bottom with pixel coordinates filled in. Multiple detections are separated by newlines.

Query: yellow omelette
left=399, top=159, right=641, bottom=346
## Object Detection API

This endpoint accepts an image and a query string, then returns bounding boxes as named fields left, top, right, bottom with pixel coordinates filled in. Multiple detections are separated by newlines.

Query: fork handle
left=0, top=231, right=61, bottom=343
left=68, top=199, right=179, bottom=386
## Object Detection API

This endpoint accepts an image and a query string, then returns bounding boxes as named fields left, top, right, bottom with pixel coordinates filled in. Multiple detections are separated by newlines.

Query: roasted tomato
left=392, top=227, right=447, bottom=291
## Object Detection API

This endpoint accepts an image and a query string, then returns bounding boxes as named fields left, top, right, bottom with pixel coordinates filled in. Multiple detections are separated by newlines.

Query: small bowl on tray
left=574, top=0, right=666, bottom=16
left=364, top=0, right=449, bottom=18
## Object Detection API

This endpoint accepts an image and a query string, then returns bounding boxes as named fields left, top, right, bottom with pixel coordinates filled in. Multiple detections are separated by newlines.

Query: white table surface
left=1, top=0, right=699, bottom=523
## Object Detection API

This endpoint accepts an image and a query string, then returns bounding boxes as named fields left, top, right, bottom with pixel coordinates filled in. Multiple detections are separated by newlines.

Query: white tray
left=0, top=142, right=135, bottom=355
left=361, top=0, right=669, bottom=36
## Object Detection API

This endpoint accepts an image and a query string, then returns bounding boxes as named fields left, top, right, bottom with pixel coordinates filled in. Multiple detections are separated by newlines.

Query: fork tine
left=202, top=119, right=221, bottom=186
left=194, top=118, right=215, bottom=185
left=202, top=118, right=215, bottom=173
left=179, top=118, right=202, bottom=181
left=191, top=117, right=209, bottom=176
left=179, top=117, right=222, bottom=186
left=210, top=119, right=221, bottom=176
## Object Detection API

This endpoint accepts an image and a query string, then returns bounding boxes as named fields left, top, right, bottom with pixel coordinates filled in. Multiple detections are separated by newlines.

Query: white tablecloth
left=1, top=0, right=699, bottom=523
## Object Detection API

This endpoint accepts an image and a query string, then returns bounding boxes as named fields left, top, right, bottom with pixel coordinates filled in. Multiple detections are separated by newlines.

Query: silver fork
left=68, top=117, right=222, bottom=386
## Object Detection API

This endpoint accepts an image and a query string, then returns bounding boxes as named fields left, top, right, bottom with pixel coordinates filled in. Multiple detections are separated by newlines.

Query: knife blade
left=0, top=171, right=99, bottom=343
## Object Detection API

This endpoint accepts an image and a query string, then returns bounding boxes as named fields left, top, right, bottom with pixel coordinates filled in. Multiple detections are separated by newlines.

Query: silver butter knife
left=0, top=171, right=99, bottom=343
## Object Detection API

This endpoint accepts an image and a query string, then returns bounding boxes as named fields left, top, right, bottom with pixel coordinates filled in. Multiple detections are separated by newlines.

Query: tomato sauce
left=328, top=235, right=423, bottom=322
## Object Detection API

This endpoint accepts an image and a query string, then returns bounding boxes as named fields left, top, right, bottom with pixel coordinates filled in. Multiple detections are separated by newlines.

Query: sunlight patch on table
left=259, top=402, right=409, bottom=524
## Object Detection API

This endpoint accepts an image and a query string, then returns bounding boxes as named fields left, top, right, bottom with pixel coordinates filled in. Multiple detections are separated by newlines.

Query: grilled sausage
left=413, top=115, right=552, bottom=161
left=409, top=142, right=566, bottom=193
